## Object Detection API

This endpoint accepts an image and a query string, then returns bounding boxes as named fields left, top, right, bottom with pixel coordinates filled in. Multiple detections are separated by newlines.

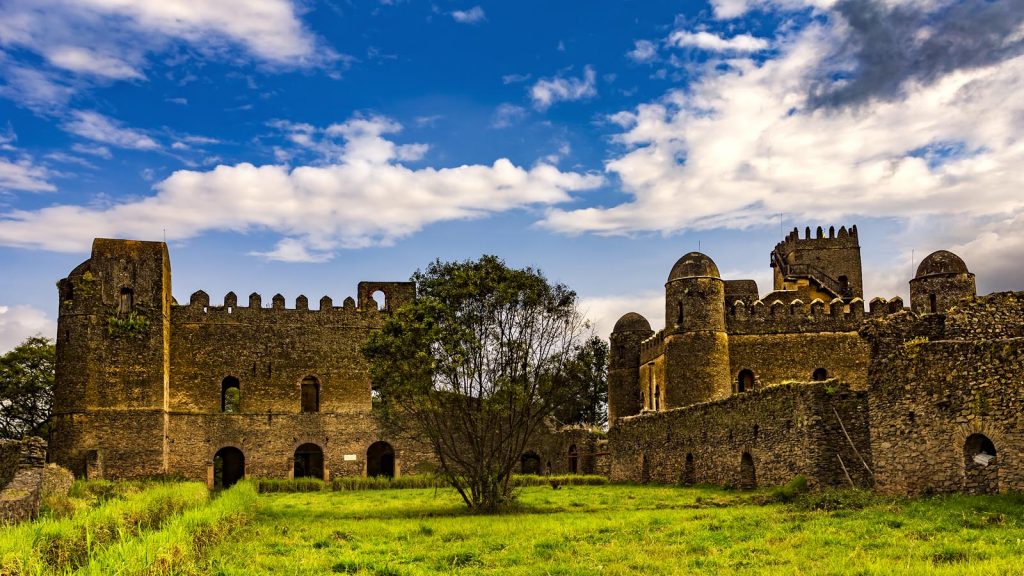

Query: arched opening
left=929, top=293, right=937, bottom=313
left=118, top=287, right=134, bottom=314
left=964, top=434, right=998, bottom=494
left=653, top=385, right=660, bottom=411
left=293, top=443, right=324, bottom=480
left=568, top=444, right=578, bottom=474
left=221, top=376, right=240, bottom=413
left=372, top=290, right=386, bottom=311
left=640, top=453, right=650, bottom=484
left=812, top=368, right=828, bottom=381
left=737, top=370, right=754, bottom=393
left=520, top=451, right=542, bottom=475
left=300, top=376, right=320, bottom=413
left=753, top=424, right=760, bottom=441
left=683, top=453, right=695, bottom=485
left=213, top=447, right=244, bottom=489
left=838, top=275, right=849, bottom=295
left=676, top=301, right=684, bottom=325
left=367, top=441, right=395, bottom=478
left=739, top=452, right=756, bottom=489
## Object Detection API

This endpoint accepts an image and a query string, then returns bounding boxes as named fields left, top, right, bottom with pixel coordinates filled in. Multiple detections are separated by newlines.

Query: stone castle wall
left=609, top=382, right=871, bottom=489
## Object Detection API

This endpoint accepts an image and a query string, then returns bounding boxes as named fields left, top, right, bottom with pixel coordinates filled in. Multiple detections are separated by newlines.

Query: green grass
left=205, top=484, right=1024, bottom=575
left=255, top=474, right=608, bottom=493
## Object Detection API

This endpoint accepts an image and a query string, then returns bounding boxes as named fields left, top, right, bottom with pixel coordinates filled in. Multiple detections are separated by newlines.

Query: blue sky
left=1, top=0, right=1023, bottom=350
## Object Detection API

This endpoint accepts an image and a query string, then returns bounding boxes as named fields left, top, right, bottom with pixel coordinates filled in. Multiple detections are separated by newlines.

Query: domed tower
left=910, top=250, right=976, bottom=314
left=608, top=312, right=653, bottom=428
left=663, top=252, right=731, bottom=408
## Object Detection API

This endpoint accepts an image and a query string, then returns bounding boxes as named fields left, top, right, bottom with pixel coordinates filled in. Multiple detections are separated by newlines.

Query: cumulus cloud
left=627, top=40, right=659, bottom=63
left=0, top=156, right=55, bottom=192
left=530, top=66, right=597, bottom=110
left=451, top=6, right=486, bottom=24
left=0, top=115, right=604, bottom=259
left=62, top=111, right=160, bottom=150
left=541, top=1, right=1024, bottom=289
left=0, top=305, right=55, bottom=353
left=667, top=30, right=770, bottom=53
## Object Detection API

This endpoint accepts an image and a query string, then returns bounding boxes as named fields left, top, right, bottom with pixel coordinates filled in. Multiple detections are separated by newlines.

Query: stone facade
left=609, top=226, right=1022, bottom=494
left=0, top=437, right=47, bottom=523
left=52, top=238, right=435, bottom=486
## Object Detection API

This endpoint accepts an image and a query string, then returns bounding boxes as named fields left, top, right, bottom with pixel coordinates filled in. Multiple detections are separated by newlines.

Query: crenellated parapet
left=173, top=282, right=415, bottom=324
left=773, top=225, right=860, bottom=257
left=726, top=295, right=904, bottom=335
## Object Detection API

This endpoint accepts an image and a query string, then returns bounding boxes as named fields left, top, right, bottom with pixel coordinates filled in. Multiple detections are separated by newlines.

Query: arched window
left=568, top=444, right=578, bottom=474
left=838, top=275, right=849, bottom=295
left=677, top=301, right=684, bottom=325
left=964, top=434, right=998, bottom=494
left=372, top=290, right=386, bottom=311
left=294, top=443, right=324, bottom=480
left=737, top=370, right=754, bottom=393
left=119, top=287, right=134, bottom=314
left=367, top=441, right=395, bottom=478
left=929, top=293, right=937, bottom=313
left=654, top=385, right=660, bottom=411
left=812, top=368, right=828, bottom=381
left=301, top=376, right=320, bottom=413
left=213, top=447, right=244, bottom=489
left=221, top=376, right=240, bottom=413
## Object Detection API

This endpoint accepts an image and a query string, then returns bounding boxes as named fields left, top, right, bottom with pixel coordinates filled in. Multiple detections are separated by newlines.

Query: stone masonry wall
left=0, top=438, right=47, bottom=524
left=729, top=332, right=869, bottom=391
left=868, top=337, right=1024, bottom=495
left=609, top=382, right=871, bottom=489
left=0, top=440, right=21, bottom=488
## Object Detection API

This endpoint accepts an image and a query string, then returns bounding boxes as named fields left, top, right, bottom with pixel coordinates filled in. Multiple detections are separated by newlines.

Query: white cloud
left=579, top=291, right=665, bottom=339
left=71, top=143, right=112, bottom=159
left=0, top=305, right=55, bottom=353
left=667, top=30, right=770, bottom=53
left=0, top=156, right=55, bottom=192
left=0, top=115, right=604, bottom=259
left=541, top=14, right=1024, bottom=289
left=63, top=111, right=160, bottom=150
left=627, top=40, right=659, bottom=63
left=451, top=6, right=486, bottom=24
left=491, top=103, right=527, bottom=129
left=44, top=46, right=143, bottom=80
left=530, top=66, right=598, bottom=110
left=502, top=73, right=531, bottom=84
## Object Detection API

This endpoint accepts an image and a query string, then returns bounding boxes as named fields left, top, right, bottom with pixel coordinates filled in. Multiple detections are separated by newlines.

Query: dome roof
left=612, top=312, right=652, bottom=333
left=668, top=252, right=720, bottom=281
left=916, top=250, right=969, bottom=277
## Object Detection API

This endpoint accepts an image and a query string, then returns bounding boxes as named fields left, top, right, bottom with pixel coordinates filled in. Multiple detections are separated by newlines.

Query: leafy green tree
left=0, top=336, right=55, bottom=439
left=362, top=256, right=589, bottom=512
left=553, top=335, right=609, bottom=428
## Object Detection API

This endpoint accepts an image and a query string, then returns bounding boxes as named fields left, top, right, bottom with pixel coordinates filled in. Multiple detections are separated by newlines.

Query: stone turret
left=608, top=312, right=653, bottom=428
left=910, top=250, right=976, bottom=315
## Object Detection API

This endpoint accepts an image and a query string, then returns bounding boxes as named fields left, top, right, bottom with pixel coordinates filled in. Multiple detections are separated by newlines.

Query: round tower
left=663, top=252, right=731, bottom=408
left=608, top=312, right=653, bottom=428
left=910, top=250, right=976, bottom=315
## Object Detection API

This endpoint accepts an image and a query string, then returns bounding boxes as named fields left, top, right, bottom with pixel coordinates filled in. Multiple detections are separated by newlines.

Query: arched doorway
left=367, top=441, right=395, bottom=478
left=737, top=370, right=754, bottom=393
left=964, top=434, right=998, bottom=494
left=520, top=451, right=542, bottom=475
left=812, top=368, right=828, bottom=381
left=213, top=447, right=244, bottom=489
left=739, top=452, right=756, bottom=489
left=568, top=444, right=578, bottom=474
left=294, top=443, right=324, bottom=480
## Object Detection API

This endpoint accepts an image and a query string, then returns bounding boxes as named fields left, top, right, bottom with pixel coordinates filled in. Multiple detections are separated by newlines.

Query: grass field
left=4, top=480, right=1024, bottom=575
left=206, top=483, right=1024, bottom=576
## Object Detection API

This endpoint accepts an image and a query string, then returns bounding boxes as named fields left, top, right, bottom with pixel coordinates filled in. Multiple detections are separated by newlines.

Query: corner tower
left=608, top=312, right=653, bottom=428
left=770, top=225, right=863, bottom=302
left=51, top=239, right=172, bottom=478
left=663, top=252, right=730, bottom=408
left=910, top=250, right=976, bottom=314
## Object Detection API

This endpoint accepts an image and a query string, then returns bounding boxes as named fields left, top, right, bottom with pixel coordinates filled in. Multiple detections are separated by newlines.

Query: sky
left=1, top=0, right=1023, bottom=351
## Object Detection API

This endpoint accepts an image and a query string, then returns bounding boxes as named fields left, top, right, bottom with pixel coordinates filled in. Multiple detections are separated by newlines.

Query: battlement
left=726, top=295, right=903, bottom=335
left=773, top=225, right=860, bottom=256
left=174, top=281, right=415, bottom=323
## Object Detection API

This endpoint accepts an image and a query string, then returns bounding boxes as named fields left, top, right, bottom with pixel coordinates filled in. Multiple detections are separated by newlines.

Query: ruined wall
left=523, top=427, right=604, bottom=476
left=944, top=292, right=1024, bottom=340
left=0, top=438, right=47, bottom=524
left=729, top=332, right=869, bottom=391
left=609, top=382, right=871, bottom=489
left=0, top=440, right=21, bottom=488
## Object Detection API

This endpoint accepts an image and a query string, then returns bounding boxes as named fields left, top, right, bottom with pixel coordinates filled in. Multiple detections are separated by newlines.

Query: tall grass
left=254, top=474, right=609, bottom=493
left=80, top=481, right=257, bottom=576
left=0, top=482, right=208, bottom=575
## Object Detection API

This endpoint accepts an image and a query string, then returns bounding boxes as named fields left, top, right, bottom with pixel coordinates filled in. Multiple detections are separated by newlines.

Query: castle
left=50, top=228, right=1024, bottom=495
left=606, top=225, right=1023, bottom=495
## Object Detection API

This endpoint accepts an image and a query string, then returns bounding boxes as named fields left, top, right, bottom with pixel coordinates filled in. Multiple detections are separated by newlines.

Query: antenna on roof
left=163, top=229, right=166, bottom=242
left=698, top=240, right=701, bottom=252
left=911, top=249, right=915, bottom=279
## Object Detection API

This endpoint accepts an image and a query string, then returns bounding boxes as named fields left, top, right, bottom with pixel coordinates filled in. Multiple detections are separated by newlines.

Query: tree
left=362, top=256, right=589, bottom=512
left=0, top=336, right=55, bottom=439
left=553, top=335, right=609, bottom=428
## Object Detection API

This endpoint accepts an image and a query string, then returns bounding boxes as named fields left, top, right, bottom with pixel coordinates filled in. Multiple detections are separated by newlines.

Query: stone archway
left=367, top=441, right=395, bottom=478
left=213, top=447, right=244, bottom=489
left=964, top=433, right=998, bottom=494
left=294, top=443, right=325, bottom=480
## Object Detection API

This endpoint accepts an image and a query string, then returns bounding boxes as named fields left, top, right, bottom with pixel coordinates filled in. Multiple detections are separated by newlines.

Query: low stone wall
left=0, top=437, right=48, bottom=524
left=0, top=439, right=23, bottom=488
left=608, top=381, right=872, bottom=489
